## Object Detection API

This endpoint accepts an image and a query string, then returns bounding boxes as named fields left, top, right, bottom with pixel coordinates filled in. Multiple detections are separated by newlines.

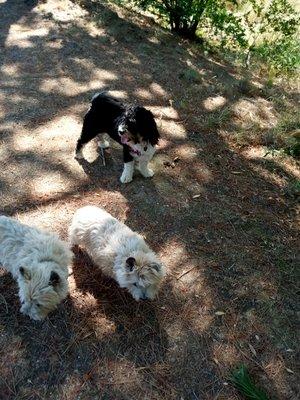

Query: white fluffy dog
left=0, top=216, right=73, bottom=321
left=69, top=206, right=165, bottom=300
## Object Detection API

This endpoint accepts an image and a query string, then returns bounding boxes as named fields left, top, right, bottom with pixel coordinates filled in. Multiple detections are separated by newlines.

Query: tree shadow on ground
left=0, top=1, right=299, bottom=399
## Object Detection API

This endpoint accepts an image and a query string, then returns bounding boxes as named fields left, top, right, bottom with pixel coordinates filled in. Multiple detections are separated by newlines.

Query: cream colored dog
left=0, top=216, right=72, bottom=321
left=69, top=206, right=165, bottom=300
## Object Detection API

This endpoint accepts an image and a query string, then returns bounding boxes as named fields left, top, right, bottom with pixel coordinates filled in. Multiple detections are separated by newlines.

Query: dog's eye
left=144, top=146, right=147, bottom=152
left=36, top=303, right=41, bottom=308
left=133, top=283, right=138, bottom=287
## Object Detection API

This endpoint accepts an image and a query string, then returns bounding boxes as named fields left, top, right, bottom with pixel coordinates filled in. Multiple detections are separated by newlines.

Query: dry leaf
left=193, top=194, right=200, bottom=199
left=286, top=368, right=294, bottom=374
left=248, top=343, right=257, bottom=356
left=215, top=311, right=225, bottom=316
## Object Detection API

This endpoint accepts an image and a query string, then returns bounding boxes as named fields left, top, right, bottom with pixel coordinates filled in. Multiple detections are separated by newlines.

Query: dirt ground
left=0, top=1, right=299, bottom=399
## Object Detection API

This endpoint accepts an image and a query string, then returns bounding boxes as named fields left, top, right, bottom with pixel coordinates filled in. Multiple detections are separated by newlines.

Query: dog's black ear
left=126, top=257, right=136, bottom=271
left=140, top=108, right=160, bottom=146
left=149, top=124, right=160, bottom=146
left=49, top=271, right=60, bottom=286
left=19, top=266, right=31, bottom=280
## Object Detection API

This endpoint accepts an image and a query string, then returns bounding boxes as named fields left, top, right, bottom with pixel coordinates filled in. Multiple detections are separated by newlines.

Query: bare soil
left=0, top=1, right=299, bottom=399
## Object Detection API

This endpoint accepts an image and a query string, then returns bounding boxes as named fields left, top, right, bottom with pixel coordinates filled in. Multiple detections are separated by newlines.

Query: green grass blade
left=229, top=365, right=270, bottom=400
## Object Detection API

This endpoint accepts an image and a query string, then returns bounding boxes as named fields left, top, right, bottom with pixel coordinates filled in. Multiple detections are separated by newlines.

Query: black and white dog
left=75, top=92, right=160, bottom=183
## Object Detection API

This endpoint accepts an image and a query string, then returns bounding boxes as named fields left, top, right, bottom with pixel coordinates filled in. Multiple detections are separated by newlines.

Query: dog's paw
left=98, top=140, right=110, bottom=149
left=140, top=168, right=154, bottom=178
left=120, top=173, right=133, bottom=184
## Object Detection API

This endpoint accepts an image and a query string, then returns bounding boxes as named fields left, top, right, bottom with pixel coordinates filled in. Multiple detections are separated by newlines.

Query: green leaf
left=229, top=365, right=270, bottom=400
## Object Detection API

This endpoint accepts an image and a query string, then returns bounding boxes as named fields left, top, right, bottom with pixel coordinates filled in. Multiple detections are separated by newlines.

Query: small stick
left=100, top=147, right=106, bottom=166
left=177, top=266, right=197, bottom=280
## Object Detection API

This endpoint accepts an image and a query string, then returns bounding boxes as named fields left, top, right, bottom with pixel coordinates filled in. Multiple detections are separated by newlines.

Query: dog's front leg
left=138, top=160, right=154, bottom=178
left=120, top=161, right=134, bottom=183
left=120, top=146, right=134, bottom=184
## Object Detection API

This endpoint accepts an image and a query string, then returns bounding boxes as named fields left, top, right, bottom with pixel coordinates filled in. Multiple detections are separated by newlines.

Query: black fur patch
left=76, top=92, right=160, bottom=162
left=126, top=257, right=136, bottom=271
left=49, top=271, right=60, bottom=286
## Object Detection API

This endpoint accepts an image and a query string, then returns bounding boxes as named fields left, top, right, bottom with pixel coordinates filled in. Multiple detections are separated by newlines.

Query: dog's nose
left=140, top=294, right=148, bottom=301
left=118, top=126, right=126, bottom=135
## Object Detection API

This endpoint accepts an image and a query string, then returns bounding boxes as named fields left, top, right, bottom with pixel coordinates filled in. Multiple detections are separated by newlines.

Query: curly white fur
left=0, top=216, right=72, bottom=320
left=69, top=206, right=165, bottom=300
left=120, top=144, right=155, bottom=183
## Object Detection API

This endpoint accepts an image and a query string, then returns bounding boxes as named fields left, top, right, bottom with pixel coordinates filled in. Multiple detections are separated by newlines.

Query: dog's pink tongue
left=120, top=135, right=128, bottom=144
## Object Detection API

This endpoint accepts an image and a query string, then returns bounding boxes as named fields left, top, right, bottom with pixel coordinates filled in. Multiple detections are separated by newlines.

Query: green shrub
left=254, top=37, right=300, bottom=74
left=134, top=0, right=247, bottom=42
left=128, top=0, right=299, bottom=73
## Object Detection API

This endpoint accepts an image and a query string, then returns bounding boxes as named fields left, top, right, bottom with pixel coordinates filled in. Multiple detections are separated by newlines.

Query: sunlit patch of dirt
left=0, top=0, right=299, bottom=399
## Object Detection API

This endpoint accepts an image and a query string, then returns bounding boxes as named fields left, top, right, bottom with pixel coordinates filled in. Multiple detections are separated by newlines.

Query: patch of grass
left=203, top=107, right=232, bottom=131
left=230, top=365, right=269, bottom=400
left=232, top=123, right=264, bottom=148
left=179, top=67, right=202, bottom=83
left=275, top=258, right=298, bottom=283
left=262, top=112, right=300, bottom=157
left=284, top=179, right=300, bottom=198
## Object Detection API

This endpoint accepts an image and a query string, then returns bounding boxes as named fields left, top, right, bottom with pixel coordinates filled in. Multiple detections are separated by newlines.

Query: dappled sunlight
left=33, top=114, right=81, bottom=143
left=17, top=203, right=74, bottom=235
left=30, top=171, right=77, bottom=197
left=39, top=72, right=117, bottom=96
left=101, top=359, right=143, bottom=389
left=89, top=315, right=117, bottom=339
left=12, top=114, right=83, bottom=171
left=109, top=90, right=128, bottom=99
left=203, top=95, right=227, bottom=111
left=161, top=120, right=187, bottom=139
left=150, top=105, right=179, bottom=121
left=174, top=143, right=198, bottom=159
left=264, top=355, right=295, bottom=397
left=13, top=134, right=36, bottom=151
left=246, top=157, right=293, bottom=188
left=159, top=239, right=191, bottom=273
left=147, top=35, right=160, bottom=44
left=5, top=26, right=49, bottom=48
left=134, top=88, right=153, bottom=100
left=39, top=0, right=87, bottom=22
left=0, top=0, right=298, bottom=398
left=1, top=63, right=21, bottom=77
left=233, top=98, right=277, bottom=129
left=212, top=342, right=239, bottom=367
left=242, top=146, right=300, bottom=180
left=150, top=82, right=168, bottom=97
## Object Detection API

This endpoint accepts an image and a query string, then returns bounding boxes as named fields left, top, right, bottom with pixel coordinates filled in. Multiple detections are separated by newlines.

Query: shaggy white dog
left=0, top=216, right=72, bottom=321
left=69, top=206, right=165, bottom=300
